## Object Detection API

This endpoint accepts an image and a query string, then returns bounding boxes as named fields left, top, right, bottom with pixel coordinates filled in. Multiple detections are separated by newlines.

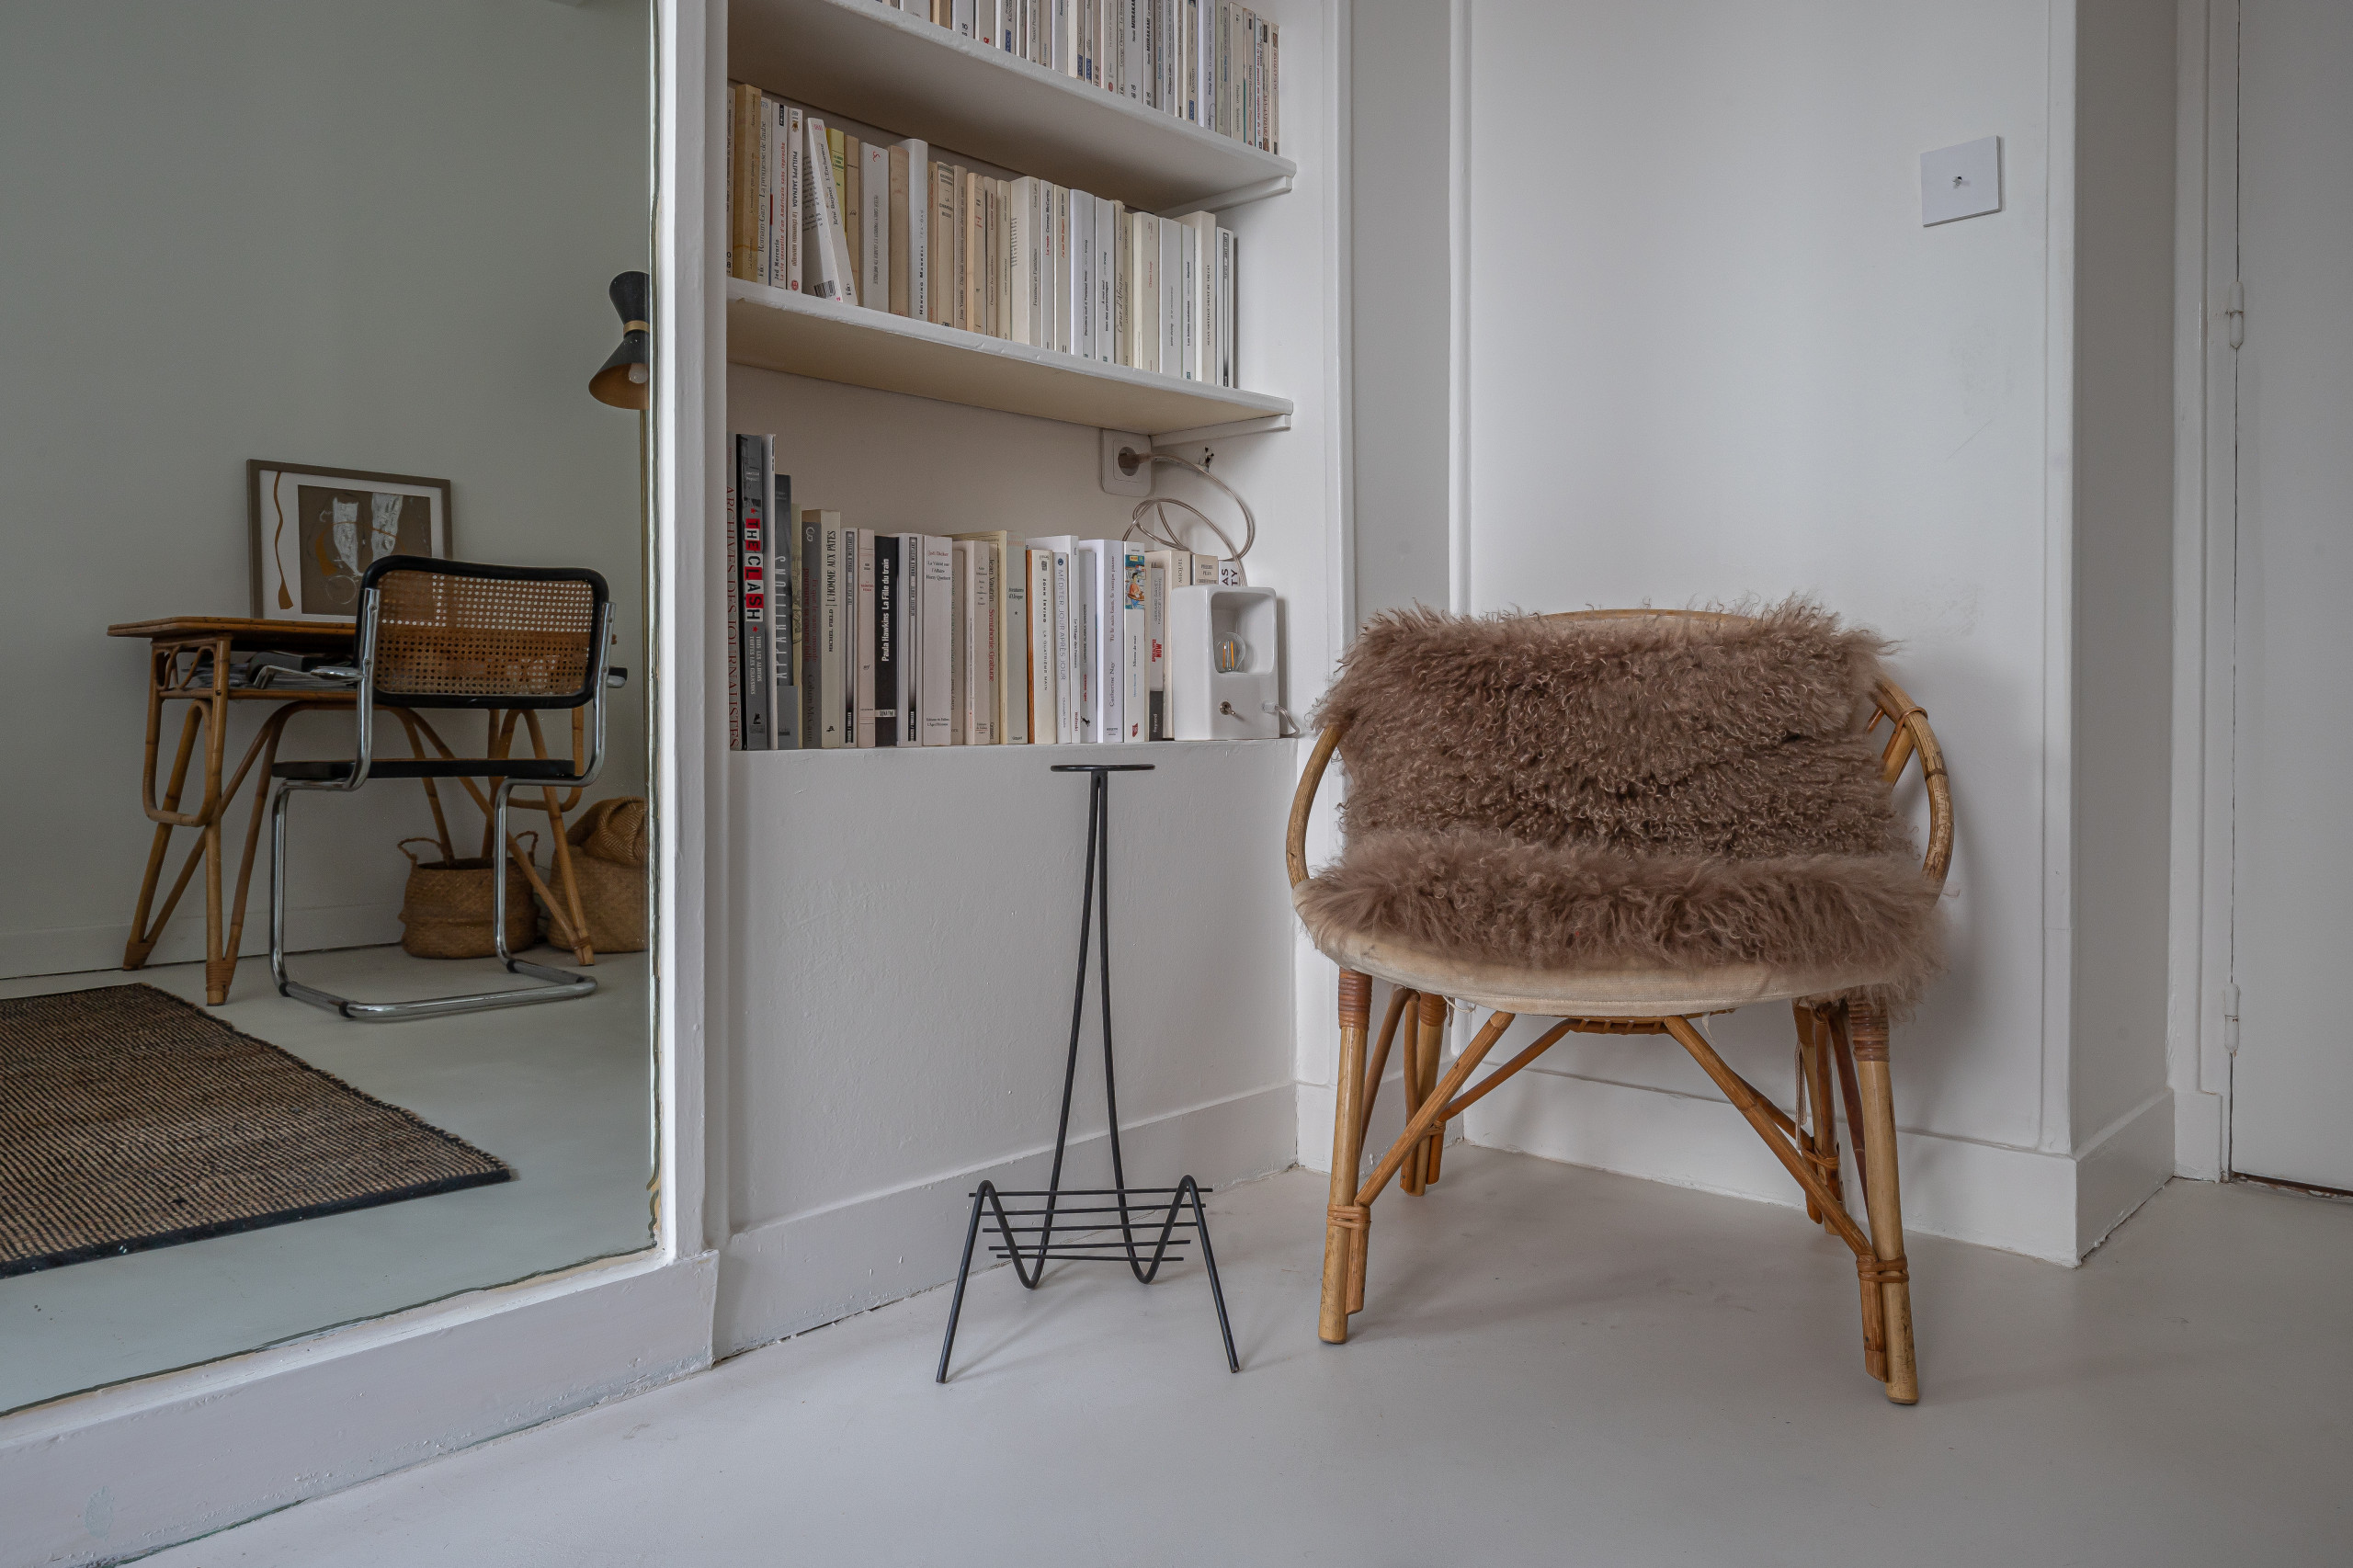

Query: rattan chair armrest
left=1872, top=676, right=1952, bottom=893
left=1288, top=720, right=1347, bottom=888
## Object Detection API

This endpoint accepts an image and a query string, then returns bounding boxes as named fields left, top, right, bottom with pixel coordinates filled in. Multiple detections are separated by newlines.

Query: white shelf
left=729, top=0, right=1295, bottom=213
left=727, top=278, right=1291, bottom=435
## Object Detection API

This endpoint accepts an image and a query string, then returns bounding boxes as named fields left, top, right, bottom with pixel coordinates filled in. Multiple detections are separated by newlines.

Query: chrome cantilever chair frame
left=268, top=557, right=614, bottom=1021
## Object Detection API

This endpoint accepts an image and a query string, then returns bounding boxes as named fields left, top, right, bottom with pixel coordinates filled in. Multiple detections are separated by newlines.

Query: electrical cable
left=1121, top=450, right=1256, bottom=584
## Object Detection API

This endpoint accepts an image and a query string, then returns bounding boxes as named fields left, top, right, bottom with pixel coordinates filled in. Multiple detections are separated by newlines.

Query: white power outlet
left=1100, top=429, right=1152, bottom=497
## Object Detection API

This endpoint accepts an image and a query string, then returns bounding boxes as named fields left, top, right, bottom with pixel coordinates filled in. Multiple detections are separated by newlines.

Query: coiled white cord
left=1121, top=450, right=1256, bottom=584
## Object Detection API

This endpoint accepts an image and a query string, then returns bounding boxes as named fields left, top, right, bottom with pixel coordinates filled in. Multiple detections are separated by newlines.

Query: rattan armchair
left=268, top=556, right=616, bottom=1021
left=1289, top=608, right=1951, bottom=1403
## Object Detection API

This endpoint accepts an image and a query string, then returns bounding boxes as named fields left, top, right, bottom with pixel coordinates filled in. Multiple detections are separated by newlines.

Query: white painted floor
left=147, top=1146, right=2350, bottom=1567
left=0, top=948, right=654, bottom=1415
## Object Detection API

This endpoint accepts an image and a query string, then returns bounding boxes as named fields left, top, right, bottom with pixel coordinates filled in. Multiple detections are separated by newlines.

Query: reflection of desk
left=107, top=617, right=597, bottom=1005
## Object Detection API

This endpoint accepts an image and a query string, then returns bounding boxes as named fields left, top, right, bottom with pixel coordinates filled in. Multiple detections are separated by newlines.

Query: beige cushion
left=1294, top=883, right=1883, bottom=1019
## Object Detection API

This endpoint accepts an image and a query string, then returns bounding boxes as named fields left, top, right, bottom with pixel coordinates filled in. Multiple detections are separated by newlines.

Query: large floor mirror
left=0, top=0, right=657, bottom=1414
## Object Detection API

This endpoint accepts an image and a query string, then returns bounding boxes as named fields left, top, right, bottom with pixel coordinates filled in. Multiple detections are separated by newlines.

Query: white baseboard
left=1452, top=1067, right=2103, bottom=1264
left=0, top=1251, right=715, bottom=1568
left=714, top=1082, right=1298, bottom=1358
left=0, top=902, right=404, bottom=983
left=2076, top=1088, right=2176, bottom=1251
left=2172, top=1083, right=2224, bottom=1181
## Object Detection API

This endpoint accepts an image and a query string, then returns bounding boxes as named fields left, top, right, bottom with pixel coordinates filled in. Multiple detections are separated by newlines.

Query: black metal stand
left=935, top=764, right=1240, bottom=1381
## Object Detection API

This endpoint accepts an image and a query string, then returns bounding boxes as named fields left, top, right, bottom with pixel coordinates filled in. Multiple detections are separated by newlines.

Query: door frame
left=2168, top=0, right=2237, bottom=1182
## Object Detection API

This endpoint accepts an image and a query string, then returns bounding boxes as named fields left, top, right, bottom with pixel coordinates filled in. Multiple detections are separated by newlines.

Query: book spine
left=1041, top=185, right=1062, bottom=352
left=855, top=529, right=877, bottom=747
left=1122, top=545, right=1146, bottom=741
left=862, top=141, right=890, bottom=311
left=767, top=442, right=798, bottom=747
left=725, top=454, right=742, bottom=749
left=1217, top=227, right=1235, bottom=387
left=1094, top=196, right=1117, bottom=364
left=785, top=108, right=804, bottom=291
left=887, top=143, right=912, bottom=316
left=900, top=140, right=928, bottom=322
left=979, top=542, right=1002, bottom=743
left=735, top=435, right=771, bottom=750
left=923, top=536, right=953, bottom=744
left=801, top=506, right=822, bottom=745
left=756, top=95, right=774, bottom=287
left=965, top=170, right=986, bottom=336
left=1113, top=203, right=1133, bottom=366
left=1008, top=178, right=1035, bottom=347
left=1159, top=216, right=1182, bottom=375
left=830, top=128, right=859, bottom=306
left=1143, top=553, right=1169, bottom=739
left=1052, top=551, right=1073, bottom=742
left=930, top=163, right=956, bottom=326
left=818, top=517, right=844, bottom=747
left=874, top=535, right=900, bottom=746
left=731, top=84, right=758, bottom=279
left=983, top=177, right=1002, bottom=340
left=950, top=542, right=971, bottom=744
left=1002, top=543, right=1028, bottom=744
left=997, top=179, right=1015, bottom=341
left=802, top=119, right=847, bottom=302
left=1072, top=193, right=1093, bottom=360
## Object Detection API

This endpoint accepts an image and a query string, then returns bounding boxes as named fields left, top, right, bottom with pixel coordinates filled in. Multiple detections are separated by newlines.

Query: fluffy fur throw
left=1295, top=601, right=1943, bottom=1007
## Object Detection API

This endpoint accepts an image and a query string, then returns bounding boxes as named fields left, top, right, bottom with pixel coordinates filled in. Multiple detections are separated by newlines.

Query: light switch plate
left=1921, top=136, right=2002, bottom=226
left=1100, top=428, right=1151, bottom=496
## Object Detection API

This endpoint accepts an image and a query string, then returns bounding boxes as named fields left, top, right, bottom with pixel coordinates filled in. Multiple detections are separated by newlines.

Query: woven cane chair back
left=367, top=560, right=604, bottom=709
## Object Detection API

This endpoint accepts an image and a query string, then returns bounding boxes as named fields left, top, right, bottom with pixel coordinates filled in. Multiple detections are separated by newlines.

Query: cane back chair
left=1288, top=608, right=1951, bottom=1403
left=269, top=556, right=616, bottom=1021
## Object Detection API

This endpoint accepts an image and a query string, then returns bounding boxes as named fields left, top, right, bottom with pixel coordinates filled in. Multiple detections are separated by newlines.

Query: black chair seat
left=273, top=756, right=583, bottom=782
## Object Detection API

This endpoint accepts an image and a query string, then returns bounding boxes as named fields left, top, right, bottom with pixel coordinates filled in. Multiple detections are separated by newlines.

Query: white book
left=1125, top=0, right=1142, bottom=100
left=802, top=119, right=849, bottom=303
left=1144, top=555, right=1167, bottom=739
left=897, top=532, right=923, bottom=746
left=1181, top=210, right=1217, bottom=382
left=974, top=542, right=999, bottom=743
left=815, top=514, right=846, bottom=746
left=954, top=0, right=975, bottom=38
left=1028, top=548, right=1056, bottom=744
left=1057, top=0, right=1075, bottom=75
left=899, top=138, right=928, bottom=321
left=860, top=142, right=890, bottom=311
left=1158, top=216, right=1183, bottom=375
left=1006, top=177, right=1035, bottom=347
left=1178, top=219, right=1198, bottom=380
left=1217, top=226, right=1235, bottom=387
left=1073, top=541, right=1103, bottom=741
left=1093, top=194, right=1118, bottom=363
left=854, top=528, right=876, bottom=747
left=1026, top=536, right=1079, bottom=742
left=1131, top=213, right=1160, bottom=373
left=1070, top=192, right=1093, bottom=359
left=997, top=544, right=1024, bottom=744
left=921, top=536, right=953, bottom=745
left=1042, top=186, right=1063, bottom=354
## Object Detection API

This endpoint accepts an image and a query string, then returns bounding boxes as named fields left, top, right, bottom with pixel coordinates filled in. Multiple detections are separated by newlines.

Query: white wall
left=1322, top=0, right=2177, bottom=1263
left=0, top=0, right=652, bottom=982
left=711, top=0, right=1345, bottom=1353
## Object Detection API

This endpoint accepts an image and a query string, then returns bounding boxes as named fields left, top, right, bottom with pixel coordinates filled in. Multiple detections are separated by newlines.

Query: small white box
left=1168, top=585, right=1278, bottom=741
left=1921, top=136, right=2002, bottom=226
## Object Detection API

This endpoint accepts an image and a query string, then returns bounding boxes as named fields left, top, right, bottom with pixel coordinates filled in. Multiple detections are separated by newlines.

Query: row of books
left=728, top=87, right=1242, bottom=387
left=896, top=0, right=1279, bottom=153
left=727, top=434, right=1233, bottom=750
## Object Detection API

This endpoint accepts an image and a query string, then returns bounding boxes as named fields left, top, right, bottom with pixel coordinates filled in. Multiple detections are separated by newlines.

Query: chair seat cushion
left=273, top=756, right=581, bottom=781
left=1293, top=828, right=1942, bottom=1014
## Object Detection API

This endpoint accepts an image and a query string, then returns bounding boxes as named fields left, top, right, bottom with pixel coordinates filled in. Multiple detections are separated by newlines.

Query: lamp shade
left=589, top=270, right=651, bottom=410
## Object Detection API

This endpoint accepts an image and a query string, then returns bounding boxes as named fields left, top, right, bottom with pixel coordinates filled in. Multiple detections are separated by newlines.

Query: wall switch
left=1921, top=136, right=2002, bottom=226
left=1100, top=429, right=1151, bottom=496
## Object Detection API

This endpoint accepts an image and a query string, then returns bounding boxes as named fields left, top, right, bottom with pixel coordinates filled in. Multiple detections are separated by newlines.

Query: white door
left=2230, top=0, right=2353, bottom=1189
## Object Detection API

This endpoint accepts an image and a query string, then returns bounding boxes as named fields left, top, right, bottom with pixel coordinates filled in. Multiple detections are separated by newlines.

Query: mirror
left=0, top=0, right=657, bottom=1414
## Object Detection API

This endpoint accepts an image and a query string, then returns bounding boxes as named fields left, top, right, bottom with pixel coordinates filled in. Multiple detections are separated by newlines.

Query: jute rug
left=0, top=984, right=512, bottom=1277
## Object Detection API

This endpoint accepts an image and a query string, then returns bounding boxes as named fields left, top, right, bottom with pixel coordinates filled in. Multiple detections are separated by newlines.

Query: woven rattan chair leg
left=1323, top=971, right=1373, bottom=1344
left=1417, top=992, right=1449, bottom=1185
left=1398, top=993, right=1426, bottom=1196
left=1851, top=999, right=1918, bottom=1403
left=123, top=705, right=205, bottom=970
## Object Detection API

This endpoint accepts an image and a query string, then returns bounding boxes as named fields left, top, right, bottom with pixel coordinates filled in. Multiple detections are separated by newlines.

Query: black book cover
left=874, top=534, right=899, bottom=746
left=735, top=435, right=770, bottom=750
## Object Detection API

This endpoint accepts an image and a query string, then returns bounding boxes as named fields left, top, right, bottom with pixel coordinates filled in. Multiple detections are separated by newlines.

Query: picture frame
left=247, top=460, right=454, bottom=623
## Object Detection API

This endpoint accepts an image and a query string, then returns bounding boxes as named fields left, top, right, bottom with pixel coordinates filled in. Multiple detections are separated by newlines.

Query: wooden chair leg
left=1417, top=991, right=1449, bottom=1185
left=1322, top=970, right=1372, bottom=1345
left=1794, top=1004, right=1843, bottom=1229
left=1850, top=998, right=1918, bottom=1404
left=123, top=705, right=204, bottom=969
left=1399, top=993, right=1427, bottom=1196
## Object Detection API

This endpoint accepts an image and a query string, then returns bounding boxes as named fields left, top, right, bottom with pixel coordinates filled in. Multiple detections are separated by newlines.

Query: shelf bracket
left=1150, top=414, right=1290, bottom=446
left=1157, top=174, right=1293, bottom=218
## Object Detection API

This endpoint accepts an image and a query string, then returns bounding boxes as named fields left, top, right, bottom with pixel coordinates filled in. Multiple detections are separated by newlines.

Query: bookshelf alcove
left=709, top=1, right=1341, bottom=1358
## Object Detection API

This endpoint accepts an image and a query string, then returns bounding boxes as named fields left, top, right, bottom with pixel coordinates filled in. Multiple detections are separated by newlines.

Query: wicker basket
left=397, top=835, right=540, bottom=959
left=541, top=798, right=647, bottom=955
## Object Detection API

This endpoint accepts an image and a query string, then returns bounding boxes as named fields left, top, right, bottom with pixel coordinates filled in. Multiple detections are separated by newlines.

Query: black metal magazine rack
left=935, top=763, right=1239, bottom=1381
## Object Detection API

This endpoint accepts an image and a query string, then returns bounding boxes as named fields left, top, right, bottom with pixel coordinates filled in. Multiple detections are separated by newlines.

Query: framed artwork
left=247, top=460, right=453, bottom=623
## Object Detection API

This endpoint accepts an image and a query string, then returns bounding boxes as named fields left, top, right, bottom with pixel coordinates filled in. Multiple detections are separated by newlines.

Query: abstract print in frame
left=248, top=460, right=453, bottom=623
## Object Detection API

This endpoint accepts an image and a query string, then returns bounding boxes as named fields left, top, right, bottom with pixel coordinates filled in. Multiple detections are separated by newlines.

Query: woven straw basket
left=542, top=798, right=647, bottom=955
left=397, top=835, right=540, bottom=959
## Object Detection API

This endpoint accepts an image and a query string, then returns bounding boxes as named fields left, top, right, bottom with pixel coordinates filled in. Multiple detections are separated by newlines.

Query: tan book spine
left=888, top=144, right=912, bottom=316
left=996, top=179, right=1016, bottom=344
left=965, top=169, right=986, bottom=335
left=931, top=164, right=957, bottom=326
left=842, top=135, right=864, bottom=301
left=951, top=168, right=971, bottom=331
left=730, top=84, right=760, bottom=280
left=983, top=179, right=1001, bottom=339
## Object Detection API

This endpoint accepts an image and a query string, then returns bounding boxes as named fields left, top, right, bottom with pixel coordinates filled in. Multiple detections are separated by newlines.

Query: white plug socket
left=1100, top=429, right=1152, bottom=497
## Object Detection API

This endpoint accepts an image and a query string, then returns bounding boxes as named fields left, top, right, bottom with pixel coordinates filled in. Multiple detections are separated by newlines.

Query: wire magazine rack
left=935, top=764, right=1239, bottom=1381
